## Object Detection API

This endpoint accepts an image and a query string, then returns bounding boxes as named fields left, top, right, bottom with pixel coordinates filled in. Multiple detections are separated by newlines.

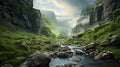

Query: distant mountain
left=41, top=10, right=57, bottom=23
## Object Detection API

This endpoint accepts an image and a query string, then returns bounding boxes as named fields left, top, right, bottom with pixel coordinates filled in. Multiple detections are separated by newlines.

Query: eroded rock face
left=103, top=0, right=120, bottom=21
left=24, top=0, right=33, bottom=6
left=0, top=0, right=41, bottom=34
left=90, top=4, right=103, bottom=25
left=89, top=0, right=120, bottom=25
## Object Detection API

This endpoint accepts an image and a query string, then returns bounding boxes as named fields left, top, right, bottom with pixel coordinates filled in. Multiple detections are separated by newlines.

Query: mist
left=33, top=0, right=97, bottom=36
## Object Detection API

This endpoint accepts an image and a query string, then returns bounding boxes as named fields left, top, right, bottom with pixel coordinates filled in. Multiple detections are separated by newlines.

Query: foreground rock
left=50, top=51, right=73, bottom=58
left=49, top=46, right=73, bottom=58
left=20, top=51, right=51, bottom=67
left=83, top=43, right=97, bottom=53
left=82, top=41, right=116, bottom=61
left=101, top=34, right=120, bottom=47
left=75, top=50, right=84, bottom=55
left=72, top=57, right=82, bottom=62
left=110, top=35, right=120, bottom=46
left=94, top=51, right=115, bottom=61
left=56, top=63, right=84, bottom=67
left=1, top=64, right=13, bottom=67
left=58, top=46, right=71, bottom=52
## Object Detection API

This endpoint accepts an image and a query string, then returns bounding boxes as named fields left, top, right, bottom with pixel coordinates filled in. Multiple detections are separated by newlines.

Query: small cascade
left=50, top=45, right=104, bottom=67
left=68, top=45, right=89, bottom=56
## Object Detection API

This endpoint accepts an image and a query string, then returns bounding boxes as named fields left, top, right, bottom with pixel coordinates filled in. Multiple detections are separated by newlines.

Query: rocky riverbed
left=2, top=34, right=120, bottom=67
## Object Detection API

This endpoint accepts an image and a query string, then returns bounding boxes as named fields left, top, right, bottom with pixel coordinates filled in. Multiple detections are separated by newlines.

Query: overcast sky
left=33, top=0, right=97, bottom=35
left=33, top=0, right=97, bottom=16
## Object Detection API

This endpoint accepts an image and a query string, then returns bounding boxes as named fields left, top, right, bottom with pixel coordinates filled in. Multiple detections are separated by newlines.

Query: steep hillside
left=72, top=0, right=120, bottom=33
left=41, top=10, right=57, bottom=23
left=40, top=14, right=56, bottom=37
left=68, top=0, right=120, bottom=59
left=0, top=0, right=58, bottom=66
left=0, top=0, right=42, bottom=34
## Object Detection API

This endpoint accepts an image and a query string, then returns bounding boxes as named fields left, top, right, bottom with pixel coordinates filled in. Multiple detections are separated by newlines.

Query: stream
left=49, top=45, right=120, bottom=67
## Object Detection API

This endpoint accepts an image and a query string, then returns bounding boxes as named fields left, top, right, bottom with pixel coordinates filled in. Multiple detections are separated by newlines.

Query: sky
left=33, top=0, right=97, bottom=35
left=33, top=0, right=97, bottom=16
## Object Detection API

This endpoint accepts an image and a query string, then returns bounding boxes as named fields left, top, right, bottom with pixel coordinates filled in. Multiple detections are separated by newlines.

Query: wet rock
left=83, top=43, right=96, bottom=53
left=20, top=51, right=51, bottom=67
left=16, top=57, right=26, bottom=61
left=89, top=50, right=100, bottom=57
left=16, top=40, right=28, bottom=49
left=101, top=35, right=120, bottom=47
left=72, top=57, right=82, bottom=62
left=50, top=51, right=73, bottom=58
left=49, top=52, right=57, bottom=58
left=1, top=64, right=13, bottom=67
left=57, top=52, right=73, bottom=58
left=94, top=51, right=115, bottom=61
left=110, top=35, right=120, bottom=46
left=75, top=50, right=83, bottom=55
left=100, top=40, right=111, bottom=47
left=56, top=63, right=84, bottom=67
left=58, top=46, right=71, bottom=52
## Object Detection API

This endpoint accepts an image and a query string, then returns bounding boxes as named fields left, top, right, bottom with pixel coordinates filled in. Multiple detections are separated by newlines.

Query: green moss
left=69, top=16, right=120, bottom=44
left=45, top=44, right=60, bottom=51
left=41, top=14, right=56, bottom=37
left=113, top=8, right=120, bottom=18
left=105, top=46, right=120, bottom=59
left=0, top=25, right=57, bottom=66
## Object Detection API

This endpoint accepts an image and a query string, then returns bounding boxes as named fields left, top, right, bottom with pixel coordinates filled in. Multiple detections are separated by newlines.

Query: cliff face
left=90, top=0, right=120, bottom=25
left=72, top=16, right=90, bottom=33
left=41, top=10, right=57, bottom=23
left=103, top=0, right=120, bottom=21
left=0, top=0, right=41, bottom=34
left=90, top=4, right=103, bottom=25
left=72, top=0, right=120, bottom=33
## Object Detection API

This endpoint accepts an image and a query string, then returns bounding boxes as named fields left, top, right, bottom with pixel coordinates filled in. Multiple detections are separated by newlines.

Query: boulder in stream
left=94, top=51, right=115, bottom=61
left=1, top=64, right=13, bottom=67
left=56, top=63, right=84, bottom=67
left=83, top=43, right=96, bottom=53
left=57, top=51, right=73, bottom=58
left=75, top=50, right=83, bottom=55
left=20, top=51, right=51, bottom=67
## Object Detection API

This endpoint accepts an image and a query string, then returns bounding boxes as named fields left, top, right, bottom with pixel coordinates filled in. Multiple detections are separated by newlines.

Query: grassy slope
left=0, top=25, right=59, bottom=66
left=80, top=17, right=120, bottom=42
left=67, top=16, right=120, bottom=58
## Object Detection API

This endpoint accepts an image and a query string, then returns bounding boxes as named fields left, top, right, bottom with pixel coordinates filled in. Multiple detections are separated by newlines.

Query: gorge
left=0, top=0, right=120, bottom=67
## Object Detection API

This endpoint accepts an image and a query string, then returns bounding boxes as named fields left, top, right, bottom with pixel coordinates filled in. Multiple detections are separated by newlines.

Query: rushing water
left=49, top=45, right=120, bottom=67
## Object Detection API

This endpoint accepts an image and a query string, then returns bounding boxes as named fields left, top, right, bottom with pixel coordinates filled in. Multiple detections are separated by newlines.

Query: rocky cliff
left=41, top=10, right=57, bottom=23
left=0, top=0, right=41, bottom=34
left=90, top=0, right=120, bottom=25
left=72, top=16, right=90, bottom=33
left=72, top=0, right=120, bottom=33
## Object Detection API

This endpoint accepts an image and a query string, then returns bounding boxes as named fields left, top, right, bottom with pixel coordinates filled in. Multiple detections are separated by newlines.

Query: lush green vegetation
left=41, top=14, right=56, bottom=37
left=67, top=16, right=120, bottom=58
left=105, top=46, right=120, bottom=59
left=0, top=25, right=59, bottom=66
left=70, top=16, right=120, bottom=42
left=58, top=30, right=68, bottom=39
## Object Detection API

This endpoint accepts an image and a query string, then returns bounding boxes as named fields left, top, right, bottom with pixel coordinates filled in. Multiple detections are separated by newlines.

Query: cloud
left=33, top=0, right=97, bottom=16
left=51, top=0, right=97, bottom=15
